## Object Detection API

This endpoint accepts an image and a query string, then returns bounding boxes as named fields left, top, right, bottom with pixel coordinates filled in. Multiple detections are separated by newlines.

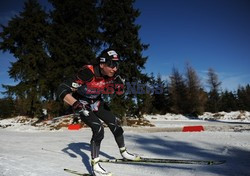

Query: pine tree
left=0, top=97, right=15, bottom=118
left=244, top=84, right=250, bottom=111
left=237, top=84, right=250, bottom=111
left=151, top=74, right=169, bottom=115
left=169, top=67, right=188, bottom=114
left=0, top=0, right=49, bottom=116
left=185, top=64, right=206, bottom=116
left=206, top=68, right=221, bottom=113
left=47, top=0, right=101, bottom=99
left=220, top=90, right=237, bottom=112
left=99, top=0, right=149, bottom=116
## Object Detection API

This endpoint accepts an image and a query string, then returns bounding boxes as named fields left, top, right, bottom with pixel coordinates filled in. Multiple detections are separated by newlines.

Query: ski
left=64, top=168, right=93, bottom=176
left=99, top=157, right=226, bottom=165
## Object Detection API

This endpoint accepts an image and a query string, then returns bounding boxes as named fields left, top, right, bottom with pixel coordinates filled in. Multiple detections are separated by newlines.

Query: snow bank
left=1, top=111, right=250, bottom=132
left=0, top=116, right=65, bottom=132
left=0, top=116, right=39, bottom=131
left=144, top=113, right=190, bottom=121
left=199, top=111, right=250, bottom=122
left=144, top=111, right=250, bottom=123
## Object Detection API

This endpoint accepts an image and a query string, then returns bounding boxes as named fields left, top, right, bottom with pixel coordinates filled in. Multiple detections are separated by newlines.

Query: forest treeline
left=0, top=0, right=249, bottom=119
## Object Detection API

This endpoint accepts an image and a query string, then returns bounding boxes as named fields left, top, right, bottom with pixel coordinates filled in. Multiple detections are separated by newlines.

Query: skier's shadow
left=62, top=142, right=113, bottom=173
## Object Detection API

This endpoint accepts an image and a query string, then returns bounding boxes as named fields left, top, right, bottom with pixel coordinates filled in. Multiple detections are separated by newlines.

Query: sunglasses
left=106, top=60, right=119, bottom=69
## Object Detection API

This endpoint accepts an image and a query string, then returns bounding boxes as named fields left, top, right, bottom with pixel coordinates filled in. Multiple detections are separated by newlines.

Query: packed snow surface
left=0, top=111, right=250, bottom=176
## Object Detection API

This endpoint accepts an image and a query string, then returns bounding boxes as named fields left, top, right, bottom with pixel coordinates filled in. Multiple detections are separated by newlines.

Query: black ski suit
left=57, top=65, right=124, bottom=159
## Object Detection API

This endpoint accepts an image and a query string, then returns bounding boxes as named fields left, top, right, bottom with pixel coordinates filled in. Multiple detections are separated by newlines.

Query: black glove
left=72, top=101, right=90, bottom=116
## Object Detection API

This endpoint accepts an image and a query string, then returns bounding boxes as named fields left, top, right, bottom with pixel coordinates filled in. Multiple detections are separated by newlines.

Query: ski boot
left=91, top=157, right=112, bottom=176
left=120, top=147, right=141, bottom=161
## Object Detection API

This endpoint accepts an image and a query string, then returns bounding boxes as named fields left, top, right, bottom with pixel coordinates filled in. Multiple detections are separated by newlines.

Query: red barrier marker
left=182, top=125, right=204, bottom=132
left=68, top=124, right=81, bottom=130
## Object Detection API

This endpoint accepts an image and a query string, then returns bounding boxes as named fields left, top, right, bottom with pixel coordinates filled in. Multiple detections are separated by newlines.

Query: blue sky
left=1, top=0, right=250, bottom=97
left=134, top=0, right=250, bottom=90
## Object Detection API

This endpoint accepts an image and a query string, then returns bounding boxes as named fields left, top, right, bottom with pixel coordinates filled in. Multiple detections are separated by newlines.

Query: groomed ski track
left=0, top=122, right=250, bottom=176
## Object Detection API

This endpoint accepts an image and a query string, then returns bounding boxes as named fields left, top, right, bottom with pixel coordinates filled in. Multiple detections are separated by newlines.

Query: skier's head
left=98, top=49, right=119, bottom=77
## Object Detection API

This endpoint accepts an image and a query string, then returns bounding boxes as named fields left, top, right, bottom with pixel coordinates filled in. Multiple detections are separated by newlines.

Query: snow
left=1, top=112, right=250, bottom=176
left=144, top=111, right=250, bottom=124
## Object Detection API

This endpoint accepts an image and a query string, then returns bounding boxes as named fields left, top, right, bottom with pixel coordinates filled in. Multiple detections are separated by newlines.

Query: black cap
left=99, top=49, right=119, bottom=63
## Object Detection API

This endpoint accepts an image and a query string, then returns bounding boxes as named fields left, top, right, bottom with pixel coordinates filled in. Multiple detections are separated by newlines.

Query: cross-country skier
left=57, top=49, right=140, bottom=176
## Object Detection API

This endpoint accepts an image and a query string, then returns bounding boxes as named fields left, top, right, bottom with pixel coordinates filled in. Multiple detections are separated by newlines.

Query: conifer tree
left=185, top=64, right=206, bottom=115
left=99, top=0, right=149, bottom=116
left=135, top=73, right=156, bottom=115
left=169, top=67, right=188, bottom=114
left=237, top=84, right=250, bottom=111
left=206, top=68, right=221, bottom=113
left=0, top=0, right=49, bottom=116
left=47, top=0, right=101, bottom=99
left=100, top=0, right=148, bottom=78
left=0, top=97, right=15, bottom=118
left=220, top=90, right=237, bottom=112
left=151, top=74, right=169, bottom=115
left=244, top=84, right=250, bottom=111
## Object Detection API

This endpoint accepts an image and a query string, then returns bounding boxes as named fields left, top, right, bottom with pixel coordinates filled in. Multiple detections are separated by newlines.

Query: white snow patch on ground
left=143, top=111, right=250, bottom=128
left=0, top=129, right=250, bottom=176
left=0, top=111, right=250, bottom=176
left=200, top=111, right=250, bottom=122
left=144, top=111, right=250, bottom=123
